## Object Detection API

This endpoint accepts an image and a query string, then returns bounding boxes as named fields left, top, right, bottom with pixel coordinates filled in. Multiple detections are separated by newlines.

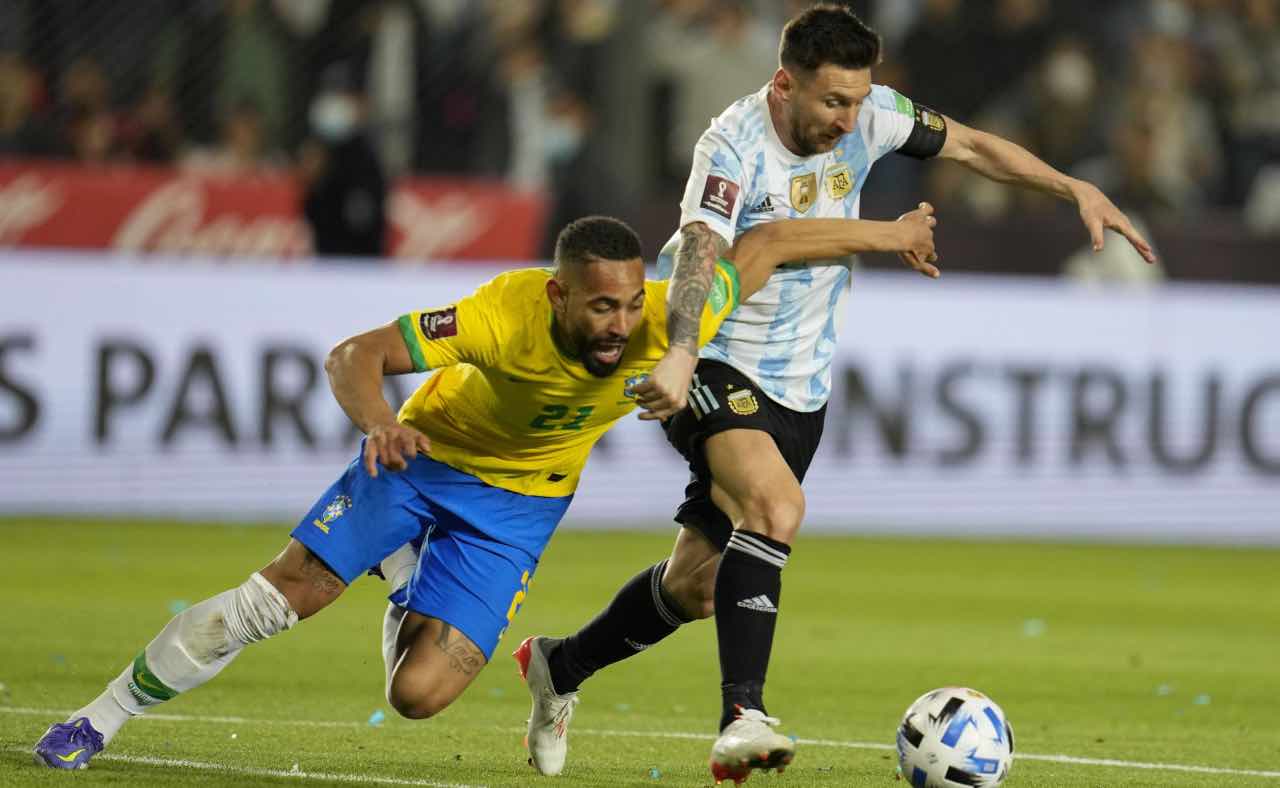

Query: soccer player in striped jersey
left=33, top=210, right=938, bottom=771
left=522, top=5, right=1155, bottom=784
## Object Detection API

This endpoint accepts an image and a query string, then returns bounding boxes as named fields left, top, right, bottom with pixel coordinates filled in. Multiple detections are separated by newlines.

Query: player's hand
left=895, top=202, right=940, bottom=278
left=363, top=423, right=431, bottom=478
left=634, top=347, right=698, bottom=422
left=1071, top=180, right=1156, bottom=263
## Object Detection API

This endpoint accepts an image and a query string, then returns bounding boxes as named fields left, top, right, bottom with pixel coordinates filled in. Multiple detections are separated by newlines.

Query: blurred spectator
left=539, top=87, right=598, bottom=257
left=650, top=0, right=777, bottom=182
left=1062, top=217, right=1166, bottom=286
left=1074, top=21, right=1223, bottom=220
left=1246, top=163, right=1280, bottom=234
left=117, top=87, right=183, bottom=164
left=182, top=98, right=282, bottom=174
left=0, top=52, right=61, bottom=158
left=1201, top=0, right=1280, bottom=204
left=894, top=0, right=988, bottom=118
left=58, top=56, right=110, bottom=118
left=302, top=0, right=505, bottom=179
left=0, top=0, right=1274, bottom=267
left=299, top=67, right=387, bottom=258
left=545, top=0, right=620, bottom=102
left=304, top=0, right=434, bottom=177
left=480, top=37, right=557, bottom=190
left=46, top=56, right=119, bottom=163
left=23, top=0, right=173, bottom=109
left=980, top=0, right=1053, bottom=98
left=954, top=36, right=1107, bottom=219
left=155, top=0, right=298, bottom=151
left=1020, top=37, right=1106, bottom=168
left=64, top=105, right=115, bottom=164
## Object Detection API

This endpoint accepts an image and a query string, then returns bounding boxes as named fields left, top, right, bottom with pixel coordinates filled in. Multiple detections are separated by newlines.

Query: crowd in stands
left=1, top=0, right=1278, bottom=237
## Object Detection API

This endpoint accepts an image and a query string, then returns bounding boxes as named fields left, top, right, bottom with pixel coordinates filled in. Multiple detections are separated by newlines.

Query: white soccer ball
left=895, top=687, right=1014, bottom=788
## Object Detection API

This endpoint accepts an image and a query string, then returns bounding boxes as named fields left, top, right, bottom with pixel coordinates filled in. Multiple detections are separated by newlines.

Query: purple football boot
left=33, top=717, right=104, bottom=769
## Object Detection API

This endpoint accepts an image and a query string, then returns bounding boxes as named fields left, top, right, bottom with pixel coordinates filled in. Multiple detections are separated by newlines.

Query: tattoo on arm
left=669, top=223, right=730, bottom=352
left=433, top=622, right=485, bottom=676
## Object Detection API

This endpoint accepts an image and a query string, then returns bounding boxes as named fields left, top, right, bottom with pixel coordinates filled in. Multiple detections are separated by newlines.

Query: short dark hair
left=779, top=3, right=881, bottom=75
left=554, top=216, right=643, bottom=270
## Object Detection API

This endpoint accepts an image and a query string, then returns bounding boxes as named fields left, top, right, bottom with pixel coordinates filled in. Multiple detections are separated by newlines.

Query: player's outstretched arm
left=727, top=204, right=941, bottom=299
left=325, top=324, right=432, bottom=477
left=633, top=222, right=731, bottom=420
left=937, top=118, right=1156, bottom=263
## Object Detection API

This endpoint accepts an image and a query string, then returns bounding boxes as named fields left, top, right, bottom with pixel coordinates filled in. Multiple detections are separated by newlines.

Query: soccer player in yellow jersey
left=34, top=212, right=937, bottom=769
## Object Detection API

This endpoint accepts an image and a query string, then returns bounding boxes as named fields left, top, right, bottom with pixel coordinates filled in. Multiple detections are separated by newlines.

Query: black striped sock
left=549, top=560, right=689, bottom=694
left=715, top=530, right=790, bottom=731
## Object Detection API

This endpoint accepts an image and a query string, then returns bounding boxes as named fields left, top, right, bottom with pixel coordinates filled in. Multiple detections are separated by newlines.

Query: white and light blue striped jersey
left=656, top=83, right=918, bottom=412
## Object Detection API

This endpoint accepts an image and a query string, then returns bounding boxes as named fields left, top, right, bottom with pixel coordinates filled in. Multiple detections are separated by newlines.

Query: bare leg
left=385, top=613, right=488, bottom=719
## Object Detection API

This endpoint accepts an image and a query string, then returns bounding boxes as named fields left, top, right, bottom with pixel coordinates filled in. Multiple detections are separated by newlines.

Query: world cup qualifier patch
left=420, top=306, right=457, bottom=339
left=700, top=175, right=739, bottom=220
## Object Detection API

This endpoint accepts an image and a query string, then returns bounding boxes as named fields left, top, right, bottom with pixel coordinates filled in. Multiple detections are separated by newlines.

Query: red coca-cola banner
left=0, top=162, right=548, bottom=260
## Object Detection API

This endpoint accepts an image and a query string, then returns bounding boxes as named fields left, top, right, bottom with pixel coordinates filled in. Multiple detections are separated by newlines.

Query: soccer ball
left=895, top=687, right=1014, bottom=788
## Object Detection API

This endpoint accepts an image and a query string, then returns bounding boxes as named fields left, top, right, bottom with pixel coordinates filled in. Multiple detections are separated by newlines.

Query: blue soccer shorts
left=291, top=450, right=571, bottom=659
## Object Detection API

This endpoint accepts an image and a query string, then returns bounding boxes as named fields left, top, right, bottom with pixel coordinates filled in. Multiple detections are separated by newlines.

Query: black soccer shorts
left=662, top=359, right=827, bottom=551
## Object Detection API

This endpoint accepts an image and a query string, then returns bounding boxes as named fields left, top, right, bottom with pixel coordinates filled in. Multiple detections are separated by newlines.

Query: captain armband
left=898, top=103, right=948, bottom=160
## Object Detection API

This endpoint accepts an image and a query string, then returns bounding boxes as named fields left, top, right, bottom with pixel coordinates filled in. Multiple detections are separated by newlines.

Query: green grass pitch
left=1, top=518, right=1277, bottom=786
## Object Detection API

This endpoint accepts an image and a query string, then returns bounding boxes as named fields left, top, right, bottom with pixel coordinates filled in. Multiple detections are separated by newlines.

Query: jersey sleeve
left=395, top=276, right=507, bottom=373
left=677, top=128, right=747, bottom=247
left=863, top=84, right=947, bottom=162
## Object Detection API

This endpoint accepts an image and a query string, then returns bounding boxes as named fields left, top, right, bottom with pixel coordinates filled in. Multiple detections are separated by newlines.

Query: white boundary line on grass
left=11, top=746, right=481, bottom=788
left=5, top=706, right=1280, bottom=781
left=582, top=727, right=1280, bottom=779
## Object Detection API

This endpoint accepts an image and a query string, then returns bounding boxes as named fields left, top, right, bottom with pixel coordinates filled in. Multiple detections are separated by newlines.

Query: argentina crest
left=727, top=388, right=759, bottom=416
left=826, top=164, right=852, bottom=200
left=790, top=172, right=817, bottom=214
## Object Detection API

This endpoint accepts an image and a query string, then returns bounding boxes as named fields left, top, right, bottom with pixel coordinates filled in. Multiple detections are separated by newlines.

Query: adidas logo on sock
left=749, top=196, right=774, bottom=213
left=736, top=594, right=778, bottom=613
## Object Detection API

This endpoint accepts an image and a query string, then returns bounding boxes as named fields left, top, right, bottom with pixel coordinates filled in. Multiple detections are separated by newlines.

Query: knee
left=738, top=491, right=804, bottom=544
left=387, top=682, right=453, bottom=720
left=386, top=665, right=461, bottom=720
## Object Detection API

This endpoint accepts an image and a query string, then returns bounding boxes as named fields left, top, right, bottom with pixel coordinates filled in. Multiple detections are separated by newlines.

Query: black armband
left=897, top=103, right=948, bottom=159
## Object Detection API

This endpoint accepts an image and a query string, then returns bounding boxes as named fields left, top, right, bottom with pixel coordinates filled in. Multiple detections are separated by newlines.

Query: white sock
left=70, top=686, right=135, bottom=745
left=379, top=543, right=418, bottom=694
left=76, top=572, right=297, bottom=746
left=382, top=602, right=409, bottom=694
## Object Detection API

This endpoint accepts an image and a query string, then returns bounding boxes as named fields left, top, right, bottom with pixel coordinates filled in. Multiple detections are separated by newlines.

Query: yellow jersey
left=395, top=261, right=739, bottom=497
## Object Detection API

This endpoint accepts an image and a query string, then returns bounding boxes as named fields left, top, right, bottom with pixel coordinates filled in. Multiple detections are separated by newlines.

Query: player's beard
left=792, top=115, right=841, bottom=156
left=578, top=333, right=628, bottom=377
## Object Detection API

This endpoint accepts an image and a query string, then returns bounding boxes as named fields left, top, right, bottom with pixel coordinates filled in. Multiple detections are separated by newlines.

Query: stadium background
left=2, top=1, right=1279, bottom=786
left=2, top=0, right=1278, bottom=539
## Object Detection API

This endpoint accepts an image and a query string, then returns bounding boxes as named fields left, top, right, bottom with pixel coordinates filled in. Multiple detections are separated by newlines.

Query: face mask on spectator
left=543, top=118, right=583, bottom=163
left=310, top=93, right=359, bottom=141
